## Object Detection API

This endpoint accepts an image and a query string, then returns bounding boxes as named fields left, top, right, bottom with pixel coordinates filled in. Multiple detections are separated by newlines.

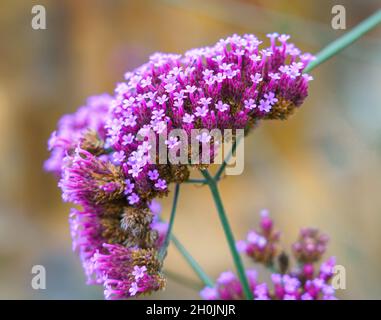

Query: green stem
left=164, top=269, right=204, bottom=291
left=171, top=234, right=214, bottom=288
left=304, top=10, right=381, bottom=73
left=201, top=170, right=253, bottom=300
left=184, top=178, right=207, bottom=184
left=159, top=184, right=213, bottom=288
left=214, top=140, right=236, bottom=181
left=214, top=136, right=242, bottom=181
left=159, top=184, right=180, bottom=259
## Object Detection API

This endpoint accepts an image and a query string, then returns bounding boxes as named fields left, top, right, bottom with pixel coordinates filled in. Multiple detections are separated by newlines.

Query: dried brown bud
left=100, top=216, right=128, bottom=244
left=80, top=130, right=105, bottom=156
left=131, top=248, right=163, bottom=274
left=121, top=207, right=156, bottom=248
left=264, top=97, right=296, bottom=120
left=278, top=251, right=289, bottom=274
left=170, top=164, right=190, bottom=183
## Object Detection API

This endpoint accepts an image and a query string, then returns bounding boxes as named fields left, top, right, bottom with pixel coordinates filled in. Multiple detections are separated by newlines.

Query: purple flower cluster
left=68, top=197, right=167, bottom=298
left=236, top=209, right=280, bottom=265
left=92, top=244, right=165, bottom=299
left=200, top=210, right=337, bottom=300
left=292, top=227, right=329, bottom=263
left=105, top=33, right=313, bottom=206
left=45, top=94, right=112, bottom=175
left=46, top=34, right=313, bottom=299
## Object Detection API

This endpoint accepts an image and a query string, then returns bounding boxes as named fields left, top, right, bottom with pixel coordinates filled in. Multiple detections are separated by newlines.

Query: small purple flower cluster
left=236, top=209, right=280, bottom=265
left=45, top=94, right=112, bottom=175
left=292, top=227, right=329, bottom=263
left=46, top=34, right=313, bottom=299
left=92, top=244, right=165, bottom=299
left=200, top=211, right=337, bottom=300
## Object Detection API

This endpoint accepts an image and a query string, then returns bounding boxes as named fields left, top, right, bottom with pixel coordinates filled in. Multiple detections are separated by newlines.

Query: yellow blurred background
left=0, top=0, right=381, bottom=299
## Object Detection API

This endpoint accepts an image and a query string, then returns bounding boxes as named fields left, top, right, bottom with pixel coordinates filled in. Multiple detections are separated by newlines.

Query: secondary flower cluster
left=68, top=197, right=168, bottom=298
left=46, top=34, right=313, bottom=299
left=200, top=210, right=337, bottom=300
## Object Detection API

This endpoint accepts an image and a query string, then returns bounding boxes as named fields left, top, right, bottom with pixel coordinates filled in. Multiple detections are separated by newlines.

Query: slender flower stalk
left=171, top=234, right=214, bottom=288
left=184, top=178, right=207, bottom=184
left=201, top=169, right=253, bottom=300
left=214, top=138, right=240, bottom=181
left=304, top=10, right=381, bottom=73
left=159, top=184, right=181, bottom=259
left=157, top=183, right=213, bottom=287
left=164, top=269, right=204, bottom=290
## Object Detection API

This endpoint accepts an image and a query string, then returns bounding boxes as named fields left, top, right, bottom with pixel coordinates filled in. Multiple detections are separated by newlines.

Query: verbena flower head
left=292, top=227, right=329, bottom=263
left=92, top=244, right=165, bottom=299
left=236, top=209, right=280, bottom=265
left=105, top=33, right=314, bottom=205
left=69, top=201, right=165, bottom=290
left=201, top=210, right=337, bottom=300
left=59, top=148, right=126, bottom=206
left=46, top=34, right=313, bottom=299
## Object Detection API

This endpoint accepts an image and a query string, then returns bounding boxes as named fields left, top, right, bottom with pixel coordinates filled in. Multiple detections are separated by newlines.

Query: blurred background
left=0, top=0, right=380, bottom=299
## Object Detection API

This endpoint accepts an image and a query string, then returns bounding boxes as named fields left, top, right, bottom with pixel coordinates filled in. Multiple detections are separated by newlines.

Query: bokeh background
left=1, top=0, right=380, bottom=299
